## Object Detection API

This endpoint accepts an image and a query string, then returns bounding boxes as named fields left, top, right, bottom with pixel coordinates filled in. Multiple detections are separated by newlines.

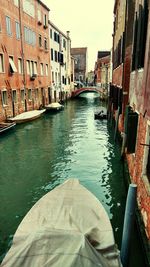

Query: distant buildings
left=71, top=47, right=88, bottom=84
left=94, top=51, right=111, bottom=100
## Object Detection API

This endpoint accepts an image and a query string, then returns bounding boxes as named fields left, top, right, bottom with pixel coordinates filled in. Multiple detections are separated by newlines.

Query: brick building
left=0, top=0, right=51, bottom=122
left=94, top=51, right=111, bottom=100
left=70, top=47, right=88, bottom=84
left=111, top=0, right=150, bottom=263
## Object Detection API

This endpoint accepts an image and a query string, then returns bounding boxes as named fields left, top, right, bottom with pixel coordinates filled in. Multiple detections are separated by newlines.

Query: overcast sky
left=43, top=0, right=114, bottom=71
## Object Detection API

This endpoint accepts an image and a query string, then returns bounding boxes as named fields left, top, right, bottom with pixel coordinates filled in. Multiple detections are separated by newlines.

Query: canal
left=0, top=92, right=146, bottom=266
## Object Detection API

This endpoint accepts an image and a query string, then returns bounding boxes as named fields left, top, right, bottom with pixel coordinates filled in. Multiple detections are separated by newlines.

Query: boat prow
left=0, top=122, right=16, bottom=134
left=1, top=179, right=122, bottom=267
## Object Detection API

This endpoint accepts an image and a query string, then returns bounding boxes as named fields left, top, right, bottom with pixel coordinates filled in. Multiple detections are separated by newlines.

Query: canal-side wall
left=112, top=0, right=150, bottom=265
left=0, top=0, right=51, bottom=122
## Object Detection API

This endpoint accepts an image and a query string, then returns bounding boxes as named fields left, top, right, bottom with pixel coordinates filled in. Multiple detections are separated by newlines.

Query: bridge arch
left=71, top=87, right=101, bottom=98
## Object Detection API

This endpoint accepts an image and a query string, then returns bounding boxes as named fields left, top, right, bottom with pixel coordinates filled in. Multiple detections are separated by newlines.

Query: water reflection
left=0, top=93, right=145, bottom=266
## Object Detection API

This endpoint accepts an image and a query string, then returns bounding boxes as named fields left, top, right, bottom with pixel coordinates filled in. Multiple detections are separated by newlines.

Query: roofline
left=48, top=20, right=71, bottom=40
left=37, top=0, right=50, bottom=11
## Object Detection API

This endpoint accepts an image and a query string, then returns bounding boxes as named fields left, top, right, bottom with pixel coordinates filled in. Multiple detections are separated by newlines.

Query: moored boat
left=7, top=109, right=46, bottom=124
left=94, top=110, right=107, bottom=120
left=1, top=179, right=122, bottom=267
left=0, top=122, right=16, bottom=134
left=45, top=102, right=64, bottom=112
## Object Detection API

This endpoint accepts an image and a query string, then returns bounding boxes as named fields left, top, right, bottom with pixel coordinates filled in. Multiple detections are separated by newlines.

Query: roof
left=37, top=0, right=50, bottom=11
left=49, top=20, right=70, bottom=40
left=71, top=47, right=87, bottom=55
left=97, top=51, right=110, bottom=59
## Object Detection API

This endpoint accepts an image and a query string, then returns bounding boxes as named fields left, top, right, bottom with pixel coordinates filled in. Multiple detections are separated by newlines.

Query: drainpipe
left=18, top=0, right=27, bottom=112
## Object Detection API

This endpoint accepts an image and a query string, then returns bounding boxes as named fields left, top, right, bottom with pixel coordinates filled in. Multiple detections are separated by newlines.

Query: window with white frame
left=142, top=123, right=150, bottom=183
left=31, top=61, right=34, bottom=76
left=28, top=89, right=32, bottom=100
left=2, top=90, right=8, bottom=105
left=6, top=16, right=12, bottom=36
left=15, top=21, right=20, bottom=39
left=12, top=90, right=17, bottom=103
left=45, top=64, right=48, bottom=76
left=23, top=0, right=35, bottom=18
left=0, top=53, right=4, bottom=72
left=9, top=56, right=17, bottom=73
left=24, top=27, right=36, bottom=46
left=34, top=62, right=37, bottom=75
left=40, top=63, right=44, bottom=75
left=21, top=89, right=25, bottom=102
left=18, top=58, right=23, bottom=74
left=26, top=60, right=31, bottom=75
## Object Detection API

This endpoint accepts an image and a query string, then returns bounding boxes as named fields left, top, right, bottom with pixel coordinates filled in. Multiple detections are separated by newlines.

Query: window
left=24, top=27, right=36, bottom=46
left=9, top=56, right=17, bottom=73
left=23, top=0, right=35, bottom=18
left=12, top=90, right=17, bottom=103
left=0, top=53, right=4, bottom=72
left=15, top=21, right=20, bottom=39
left=45, top=64, right=48, bottom=76
left=26, top=60, right=31, bottom=75
left=31, top=61, right=34, bottom=76
left=132, top=1, right=148, bottom=70
left=44, top=38, right=48, bottom=50
left=39, top=34, right=42, bottom=47
left=54, top=50, right=57, bottom=62
left=2, top=90, right=8, bottom=106
left=50, top=29, right=52, bottom=38
left=21, top=89, right=25, bottom=102
left=6, top=16, right=12, bottom=36
left=40, top=63, right=44, bottom=75
left=18, top=58, right=23, bottom=74
left=43, top=14, right=47, bottom=26
left=63, top=39, right=66, bottom=49
left=51, top=49, right=53, bottom=61
left=28, top=89, right=32, bottom=100
left=34, top=62, right=38, bottom=75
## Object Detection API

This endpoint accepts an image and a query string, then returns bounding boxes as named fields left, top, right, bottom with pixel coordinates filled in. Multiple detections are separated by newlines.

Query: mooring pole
left=120, top=184, right=137, bottom=267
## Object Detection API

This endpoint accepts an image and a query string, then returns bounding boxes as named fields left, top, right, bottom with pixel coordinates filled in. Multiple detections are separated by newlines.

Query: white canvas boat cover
left=45, top=102, right=63, bottom=108
left=8, top=109, right=45, bottom=122
left=1, top=179, right=122, bottom=267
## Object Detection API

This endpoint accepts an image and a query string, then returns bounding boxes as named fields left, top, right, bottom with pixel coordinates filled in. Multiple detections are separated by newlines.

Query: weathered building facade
left=111, top=0, right=150, bottom=263
left=49, top=21, right=73, bottom=102
left=0, top=0, right=51, bottom=122
left=70, top=47, right=88, bottom=84
left=94, top=51, right=111, bottom=100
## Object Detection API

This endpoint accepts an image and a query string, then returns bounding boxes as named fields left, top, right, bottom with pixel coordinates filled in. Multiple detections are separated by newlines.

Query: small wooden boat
left=8, top=109, right=46, bottom=124
left=45, top=102, right=64, bottom=112
left=1, top=179, right=122, bottom=267
left=94, top=110, right=107, bottom=120
left=0, top=122, right=16, bottom=134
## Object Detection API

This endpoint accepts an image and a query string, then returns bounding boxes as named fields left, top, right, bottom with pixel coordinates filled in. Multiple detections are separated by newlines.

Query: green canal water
left=0, top=93, right=146, bottom=266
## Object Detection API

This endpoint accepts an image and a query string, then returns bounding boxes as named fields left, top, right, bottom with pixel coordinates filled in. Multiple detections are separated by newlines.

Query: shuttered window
left=125, top=107, right=138, bottom=153
left=132, top=1, right=148, bottom=70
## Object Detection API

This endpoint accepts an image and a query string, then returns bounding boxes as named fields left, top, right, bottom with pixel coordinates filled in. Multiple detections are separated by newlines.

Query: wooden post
left=120, top=184, right=137, bottom=267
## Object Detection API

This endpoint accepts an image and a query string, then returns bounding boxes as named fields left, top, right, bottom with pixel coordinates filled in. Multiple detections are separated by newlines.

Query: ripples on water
left=0, top=92, right=145, bottom=266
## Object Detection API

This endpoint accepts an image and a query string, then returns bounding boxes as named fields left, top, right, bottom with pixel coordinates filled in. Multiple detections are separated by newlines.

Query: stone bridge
left=71, top=87, right=101, bottom=98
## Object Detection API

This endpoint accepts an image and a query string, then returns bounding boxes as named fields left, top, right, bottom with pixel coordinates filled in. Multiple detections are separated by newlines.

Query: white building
left=49, top=21, right=73, bottom=102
